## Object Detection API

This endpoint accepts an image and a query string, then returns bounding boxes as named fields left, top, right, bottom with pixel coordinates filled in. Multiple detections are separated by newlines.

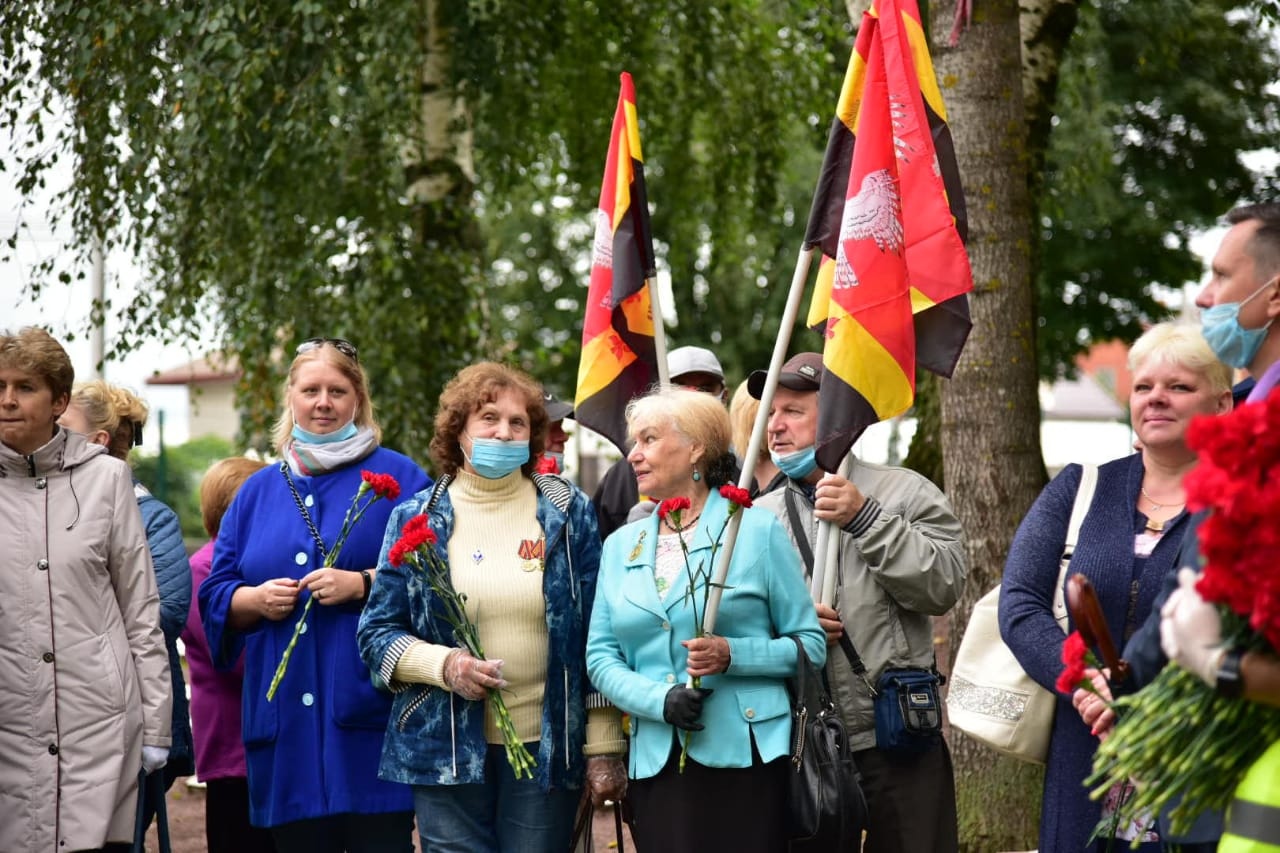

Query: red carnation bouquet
left=268, top=470, right=401, bottom=700
left=659, top=484, right=753, bottom=771
left=1087, top=393, right=1280, bottom=838
left=388, top=513, right=536, bottom=779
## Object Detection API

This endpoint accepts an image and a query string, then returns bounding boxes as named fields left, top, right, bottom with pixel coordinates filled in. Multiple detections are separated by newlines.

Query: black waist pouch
left=873, top=668, right=943, bottom=753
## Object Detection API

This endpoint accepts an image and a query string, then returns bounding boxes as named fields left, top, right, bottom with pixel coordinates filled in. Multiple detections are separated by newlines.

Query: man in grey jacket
left=750, top=352, right=967, bottom=853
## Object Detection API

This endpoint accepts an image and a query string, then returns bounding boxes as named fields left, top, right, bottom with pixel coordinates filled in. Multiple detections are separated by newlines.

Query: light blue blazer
left=587, top=489, right=825, bottom=780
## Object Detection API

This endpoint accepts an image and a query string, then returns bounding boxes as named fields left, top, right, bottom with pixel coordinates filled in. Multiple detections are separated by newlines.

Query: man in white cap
left=590, top=346, right=729, bottom=540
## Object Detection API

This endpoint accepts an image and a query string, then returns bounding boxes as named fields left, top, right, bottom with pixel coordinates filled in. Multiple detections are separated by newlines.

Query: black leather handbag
left=786, top=636, right=868, bottom=850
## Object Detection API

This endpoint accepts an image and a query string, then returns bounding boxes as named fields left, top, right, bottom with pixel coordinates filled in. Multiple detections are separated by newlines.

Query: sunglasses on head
left=296, top=337, right=359, bottom=363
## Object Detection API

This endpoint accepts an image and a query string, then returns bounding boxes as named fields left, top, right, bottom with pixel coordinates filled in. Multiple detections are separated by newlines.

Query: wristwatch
left=1215, top=648, right=1244, bottom=699
left=360, top=569, right=373, bottom=601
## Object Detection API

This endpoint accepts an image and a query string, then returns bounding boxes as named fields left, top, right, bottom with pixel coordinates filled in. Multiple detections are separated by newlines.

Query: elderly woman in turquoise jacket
left=587, top=387, right=825, bottom=853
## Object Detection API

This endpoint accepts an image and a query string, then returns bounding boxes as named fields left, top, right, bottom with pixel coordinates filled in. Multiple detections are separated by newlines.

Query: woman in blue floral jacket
left=357, top=362, right=625, bottom=853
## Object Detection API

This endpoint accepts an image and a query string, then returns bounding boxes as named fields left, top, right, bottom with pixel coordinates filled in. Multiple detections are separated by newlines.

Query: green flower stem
left=678, top=672, right=701, bottom=774
left=1088, top=665, right=1280, bottom=839
left=267, top=595, right=315, bottom=702
left=413, top=545, right=538, bottom=779
left=264, top=486, right=383, bottom=700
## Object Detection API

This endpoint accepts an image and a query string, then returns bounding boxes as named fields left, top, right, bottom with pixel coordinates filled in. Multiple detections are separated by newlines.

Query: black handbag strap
left=784, top=488, right=817, bottom=576
left=783, top=489, right=875, bottom=695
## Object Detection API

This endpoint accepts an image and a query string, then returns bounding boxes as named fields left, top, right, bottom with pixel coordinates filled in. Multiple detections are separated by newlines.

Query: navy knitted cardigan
left=1000, top=454, right=1189, bottom=853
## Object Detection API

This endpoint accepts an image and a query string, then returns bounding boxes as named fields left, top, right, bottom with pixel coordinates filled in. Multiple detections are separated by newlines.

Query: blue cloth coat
left=135, top=486, right=195, bottom=778
left=587, top=490, right=826, bottom=780
left=356, top=473, right=602, bottom=793
left=199, top=449, right=430, bottom=828
left=1000, top=455, right=1190, bottom=853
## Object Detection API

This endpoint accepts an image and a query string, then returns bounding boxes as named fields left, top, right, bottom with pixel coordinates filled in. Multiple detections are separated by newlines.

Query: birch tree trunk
left=932, top=0, right=1051, bottom=848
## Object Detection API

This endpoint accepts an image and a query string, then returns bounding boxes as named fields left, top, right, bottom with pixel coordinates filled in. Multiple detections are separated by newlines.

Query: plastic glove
left=662, top=686, right=713, bottom=731
left=585, top=755, right=628, bottom=807
left=443, top=649, right=506, bottom=701
left=141, top=745, right=169, bottom=775
left=1160, top=567, right=1225, bottom=686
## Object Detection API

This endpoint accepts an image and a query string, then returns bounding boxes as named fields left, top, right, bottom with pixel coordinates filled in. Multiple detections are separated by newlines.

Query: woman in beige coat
left=0, top=328, right=172, bottom=852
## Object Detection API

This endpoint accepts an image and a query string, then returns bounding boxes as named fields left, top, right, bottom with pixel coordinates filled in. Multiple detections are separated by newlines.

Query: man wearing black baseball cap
left=751, top=352, right=966, bottom=853
left=538, top=390, right=574, bottom=476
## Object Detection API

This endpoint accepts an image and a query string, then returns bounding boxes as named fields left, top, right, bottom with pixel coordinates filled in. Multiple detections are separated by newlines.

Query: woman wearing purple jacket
left=182, top=457, right=274, bottom=853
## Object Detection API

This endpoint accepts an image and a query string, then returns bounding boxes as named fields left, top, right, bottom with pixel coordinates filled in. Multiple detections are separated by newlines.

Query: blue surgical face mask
left=463, top=435, right=530, bottom=479
left=292, top=420, right=358, bottom=445
left=1201, top=277, right=1277, bottom=369
left=771, top=445, right=818, bottom=480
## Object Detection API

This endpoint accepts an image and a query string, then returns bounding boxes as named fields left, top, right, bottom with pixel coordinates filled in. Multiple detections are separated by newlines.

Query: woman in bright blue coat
left=200, top=339, right=430, bottom=853
left=586, top=388, right=825, bottom=853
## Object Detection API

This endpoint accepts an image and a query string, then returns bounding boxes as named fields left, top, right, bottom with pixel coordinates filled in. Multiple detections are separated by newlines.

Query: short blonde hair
left=1128, top=323, right=1233, bottom=395
left=626, top=386, right=732, bottom=484
left=68, top=380, right=150, bottom=461
left=728, top=379, right=766, bottom=461
left=200, top=456, right=268, bottom=538
left=271, top=341, right=381, bottom=452
left=0, top=327, right=74, bottom=401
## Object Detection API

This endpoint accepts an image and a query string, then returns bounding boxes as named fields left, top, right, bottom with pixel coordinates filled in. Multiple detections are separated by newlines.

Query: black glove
left=663, top=686, right=714, bottom=731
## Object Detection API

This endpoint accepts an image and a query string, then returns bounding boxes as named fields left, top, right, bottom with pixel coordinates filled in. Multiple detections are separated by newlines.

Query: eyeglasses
left=296, top=337, right=359, bottom=363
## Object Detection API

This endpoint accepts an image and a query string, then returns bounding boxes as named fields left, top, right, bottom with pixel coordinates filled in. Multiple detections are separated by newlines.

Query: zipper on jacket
left=566, top=516, right=577, bottom=604
left=450, top=692, right=458, bottom=778
left=564, top=667, right=571, bottom=769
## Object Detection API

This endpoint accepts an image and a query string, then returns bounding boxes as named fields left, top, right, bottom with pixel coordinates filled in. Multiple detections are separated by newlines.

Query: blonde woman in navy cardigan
left=587, top=388, right=825, bottom=853
left=1000, top=323, right=1232, bottom=853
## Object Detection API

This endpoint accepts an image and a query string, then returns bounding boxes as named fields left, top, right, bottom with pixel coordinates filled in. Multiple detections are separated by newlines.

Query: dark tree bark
left=931, top=0, right=1056, bottom=849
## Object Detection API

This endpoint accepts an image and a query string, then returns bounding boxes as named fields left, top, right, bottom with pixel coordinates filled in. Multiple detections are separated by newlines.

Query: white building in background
left=1038, top=374, right=1133, bottom=474
left=145, top=355, right=241, bottom=444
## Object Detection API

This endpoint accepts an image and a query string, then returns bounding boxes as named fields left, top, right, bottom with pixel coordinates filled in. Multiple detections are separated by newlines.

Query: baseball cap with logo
left=542, top=391, right=574, bottom=422
left=746, top=352, right=824, bottom=399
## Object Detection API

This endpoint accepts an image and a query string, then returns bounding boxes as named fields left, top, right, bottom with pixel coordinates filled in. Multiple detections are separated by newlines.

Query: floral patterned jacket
left=356, top=473, right=602, bottom=792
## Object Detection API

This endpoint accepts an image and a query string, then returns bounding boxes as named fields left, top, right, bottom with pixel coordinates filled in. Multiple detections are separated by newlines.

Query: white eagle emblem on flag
left=832, top=168, right=904, bottom=289
left=591, top=208, right=614, bottom=270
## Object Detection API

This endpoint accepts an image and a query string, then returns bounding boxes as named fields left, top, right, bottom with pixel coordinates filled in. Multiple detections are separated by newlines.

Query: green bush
left=132, top=435, right=237, bottom=541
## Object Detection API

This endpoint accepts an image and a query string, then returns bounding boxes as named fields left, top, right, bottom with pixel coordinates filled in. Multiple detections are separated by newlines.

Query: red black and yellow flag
left=575, top=72, right=659, bottom=452
left=804, top=0, right=973, bottom=471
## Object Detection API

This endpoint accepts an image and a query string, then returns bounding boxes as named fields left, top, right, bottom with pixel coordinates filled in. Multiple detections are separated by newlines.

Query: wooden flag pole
left=698, top=246, right=815, bottom=649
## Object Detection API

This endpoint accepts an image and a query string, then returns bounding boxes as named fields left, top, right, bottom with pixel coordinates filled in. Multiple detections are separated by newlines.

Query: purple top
left=181, top=540, right=248, bottom=781
left=1247, top=359, right=1280, bottom=403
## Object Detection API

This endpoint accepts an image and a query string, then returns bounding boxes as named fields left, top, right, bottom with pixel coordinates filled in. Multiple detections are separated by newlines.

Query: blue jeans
left=413, top=744, right=578, bottom=853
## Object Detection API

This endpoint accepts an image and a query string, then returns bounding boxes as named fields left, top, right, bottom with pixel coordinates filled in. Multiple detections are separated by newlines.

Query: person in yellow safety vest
left=1219, top=740, right=1280, bottom=852
left=1162, top=566, right=1280, bottom=853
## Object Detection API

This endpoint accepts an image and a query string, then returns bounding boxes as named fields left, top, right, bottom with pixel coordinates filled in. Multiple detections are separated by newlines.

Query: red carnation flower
left=361, top=470, right=402, bottom=501
left=1055, top=631, right=1093, bottom=695
left=656, top=496, right=691, bottom=521
left=1061, top=630, right=1088, bottom=666
left=1055, top=661, right=1088, bottom=696
left=534, top=454, right=560, bottom=475
left=719, top=485, right=753, bottom=511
